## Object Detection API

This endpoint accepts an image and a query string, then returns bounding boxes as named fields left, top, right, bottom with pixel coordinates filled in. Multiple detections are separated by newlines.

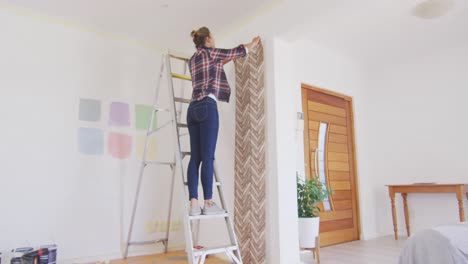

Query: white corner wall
left=0, top=8, right=153, bottom=261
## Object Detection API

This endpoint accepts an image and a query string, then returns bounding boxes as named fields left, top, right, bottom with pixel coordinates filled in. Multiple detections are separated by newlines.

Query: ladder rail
left=164, top=164, right=177, bottom=253
left=165, top=53, right=196, bottom=264
left=124, top=56, right=166, bottom=258
left=214, top=162, right=243, bottom=262
left=181, top=57, right=202, bottom=248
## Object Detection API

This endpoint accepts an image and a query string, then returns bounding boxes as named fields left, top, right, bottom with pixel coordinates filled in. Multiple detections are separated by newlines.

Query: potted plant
left=297, top=175, right=330, bottom=248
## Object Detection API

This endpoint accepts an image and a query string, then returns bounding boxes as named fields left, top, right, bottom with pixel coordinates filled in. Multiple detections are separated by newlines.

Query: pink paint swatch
left=108, top=132, right=132, bottom=159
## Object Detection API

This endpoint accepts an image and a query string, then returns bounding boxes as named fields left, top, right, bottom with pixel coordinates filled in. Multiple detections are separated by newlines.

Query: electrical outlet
left=170, top=220, right=182, bottom=231
left=145, top=221, right=157, bottom=234
left=145, top=220, right=183, bottom=233
left=157, top=220, right=166, bottom=233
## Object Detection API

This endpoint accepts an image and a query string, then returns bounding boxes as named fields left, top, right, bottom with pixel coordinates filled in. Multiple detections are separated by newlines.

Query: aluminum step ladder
left=123, top=51, right=243, bottom=264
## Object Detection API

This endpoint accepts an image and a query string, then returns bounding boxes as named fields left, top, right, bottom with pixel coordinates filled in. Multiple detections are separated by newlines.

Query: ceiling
left=282, top=0, right=468, bottom=68
left=2, top=0, right=467, bottom=68
left=1, top=0, right=276, bottom=51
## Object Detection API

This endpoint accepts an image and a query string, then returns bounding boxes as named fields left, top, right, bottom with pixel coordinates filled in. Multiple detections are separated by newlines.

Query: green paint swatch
left=135, top=104, right=157, bottom=130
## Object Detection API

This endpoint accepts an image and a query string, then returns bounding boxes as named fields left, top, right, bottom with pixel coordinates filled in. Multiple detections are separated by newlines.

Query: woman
left=187, top=27, right=261, bottom=216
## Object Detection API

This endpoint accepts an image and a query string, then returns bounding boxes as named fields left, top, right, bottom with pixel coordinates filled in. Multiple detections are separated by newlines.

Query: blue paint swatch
left=78, top=127, right=104, bottom=155
left=79, top=98, right=101, bottom=122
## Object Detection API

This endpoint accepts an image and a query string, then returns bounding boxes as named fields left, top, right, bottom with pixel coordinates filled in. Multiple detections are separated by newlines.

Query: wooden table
left=387, top=184, right=468, bottom=240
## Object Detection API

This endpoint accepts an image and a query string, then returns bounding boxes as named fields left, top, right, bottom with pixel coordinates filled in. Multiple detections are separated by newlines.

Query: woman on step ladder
left=187, top=27, right=261, bottom=216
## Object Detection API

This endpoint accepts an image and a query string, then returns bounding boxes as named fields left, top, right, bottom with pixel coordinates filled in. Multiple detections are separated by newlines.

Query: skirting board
left=60, top=244, right=185, bottom=264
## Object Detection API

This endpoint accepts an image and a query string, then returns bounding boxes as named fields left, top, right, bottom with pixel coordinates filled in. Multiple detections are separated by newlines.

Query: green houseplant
left=297, top=175, right=330, bottom=248
left=297, top=176, right=330, bottom=217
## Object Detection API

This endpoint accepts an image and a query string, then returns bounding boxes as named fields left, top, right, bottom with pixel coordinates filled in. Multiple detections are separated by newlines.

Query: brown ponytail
left=191, top=27, right=210, bottom=48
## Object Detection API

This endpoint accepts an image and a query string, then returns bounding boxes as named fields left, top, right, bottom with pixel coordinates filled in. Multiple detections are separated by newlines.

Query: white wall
left=0, top=8, right=208, bottom=262
left=364, top=43, right=468, bottom=237
left=291, top=35, right=468, bottom=240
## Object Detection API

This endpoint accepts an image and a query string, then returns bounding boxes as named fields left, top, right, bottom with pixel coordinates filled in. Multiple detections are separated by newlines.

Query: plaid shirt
left=189, top=45, right=247, bottom=103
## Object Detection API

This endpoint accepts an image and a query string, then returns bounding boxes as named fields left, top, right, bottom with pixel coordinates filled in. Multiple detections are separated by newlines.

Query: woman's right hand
left=245, top=36, right=261, bottom=51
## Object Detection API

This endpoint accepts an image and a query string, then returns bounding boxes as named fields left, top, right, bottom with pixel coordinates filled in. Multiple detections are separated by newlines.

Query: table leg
left=389, top=189, right=398, bottom=240
left=315, top=236, right=320, bottom=264
left=456, top=189, right=465, bottom=222
left=402, top=193, right=410, bottom=237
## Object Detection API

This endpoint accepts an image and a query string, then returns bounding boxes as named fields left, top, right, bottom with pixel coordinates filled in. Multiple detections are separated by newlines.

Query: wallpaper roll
left=234, top=43, right=266, bottom=264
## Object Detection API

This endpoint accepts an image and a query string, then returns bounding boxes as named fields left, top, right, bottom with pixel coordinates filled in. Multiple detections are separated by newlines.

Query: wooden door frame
left=301, top=83, right=362, bottom=240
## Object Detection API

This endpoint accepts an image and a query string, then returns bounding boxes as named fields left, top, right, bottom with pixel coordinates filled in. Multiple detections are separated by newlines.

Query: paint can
left=39, top=245, right=57, bottom=264
left=10, top=248, right=33, bottom=264
left=20, top=250, right=39, bottom=264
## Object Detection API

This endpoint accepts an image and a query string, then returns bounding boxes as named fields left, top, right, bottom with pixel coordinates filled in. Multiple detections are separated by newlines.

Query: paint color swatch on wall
left=78, top=127, right=104, bottom=155
left=79, top=98, right=101, bottom=122
left=108, top=132, right=132, bottom=159
left=136, top=135, right=157, bottom=160
left=109, top=102, right=130, bottom=127
left=135, top=104, right=157, bottom=130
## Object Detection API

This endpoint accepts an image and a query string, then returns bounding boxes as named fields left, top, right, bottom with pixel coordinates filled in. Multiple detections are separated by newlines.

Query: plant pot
left=298, top=217, right=320, bottom=248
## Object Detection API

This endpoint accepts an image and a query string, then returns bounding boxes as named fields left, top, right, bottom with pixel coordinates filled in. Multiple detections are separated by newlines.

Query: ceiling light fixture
left=412, top=0, right=455, bottom=19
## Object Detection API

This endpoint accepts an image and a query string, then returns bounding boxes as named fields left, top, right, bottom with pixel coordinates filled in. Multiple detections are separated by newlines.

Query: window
left=318, top=122, right=332, bottom=211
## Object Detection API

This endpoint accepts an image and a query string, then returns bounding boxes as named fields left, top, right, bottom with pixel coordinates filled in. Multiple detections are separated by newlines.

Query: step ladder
left=123, top=51, right=243, bottom=264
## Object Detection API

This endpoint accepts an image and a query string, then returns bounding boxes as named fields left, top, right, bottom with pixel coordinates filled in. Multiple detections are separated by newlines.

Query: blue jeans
left=187, top=97, right=219, bottom=200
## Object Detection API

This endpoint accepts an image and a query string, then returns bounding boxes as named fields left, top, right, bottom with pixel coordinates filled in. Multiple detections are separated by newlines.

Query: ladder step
left=145, top=161, right=175, bottom=166
left=128, top=239, right=167, bottom=246
left=189, top=213, right=229, bottom=220
left=147, top=120, right=172, bottom=136
left=169, top=54, right=189, bottom=61
left=193, top=245, right=238, bottom=257
left=182, top=151, right=191, bottom=157
left=174, top=97, right=191, bottom=104
left=153, top=108, right=169, bottom=112
left=172, top=73, right=192, bottom=81
left=177, top=123, right=188, bottom=128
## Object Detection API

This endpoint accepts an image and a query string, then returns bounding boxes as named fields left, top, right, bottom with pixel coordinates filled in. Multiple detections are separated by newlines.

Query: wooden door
left=301, top=84, right=360, bottom=246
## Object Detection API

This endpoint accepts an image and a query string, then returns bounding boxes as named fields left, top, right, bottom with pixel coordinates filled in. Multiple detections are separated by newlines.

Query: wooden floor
left=109, top=251, right=228, bottom=264
left=301, top=235, right=407, bottom=264
left=106, top=236, right=405, bottom=264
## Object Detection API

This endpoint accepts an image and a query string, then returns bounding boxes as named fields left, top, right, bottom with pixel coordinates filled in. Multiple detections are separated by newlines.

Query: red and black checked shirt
left=189, top=45, right=247, bottom=103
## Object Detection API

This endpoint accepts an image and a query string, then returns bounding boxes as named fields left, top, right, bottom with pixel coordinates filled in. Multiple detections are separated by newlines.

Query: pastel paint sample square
left=135, top=104, right=157, bottom=130
left=109, top=102, right=130, bottom=127
left=136, top=135, right=157, bottom=160
left=108, top=132, right=132, bottom=159
left=78, top=127, right=104, bottom=155
left=79, top=98, right=101, bottom=122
